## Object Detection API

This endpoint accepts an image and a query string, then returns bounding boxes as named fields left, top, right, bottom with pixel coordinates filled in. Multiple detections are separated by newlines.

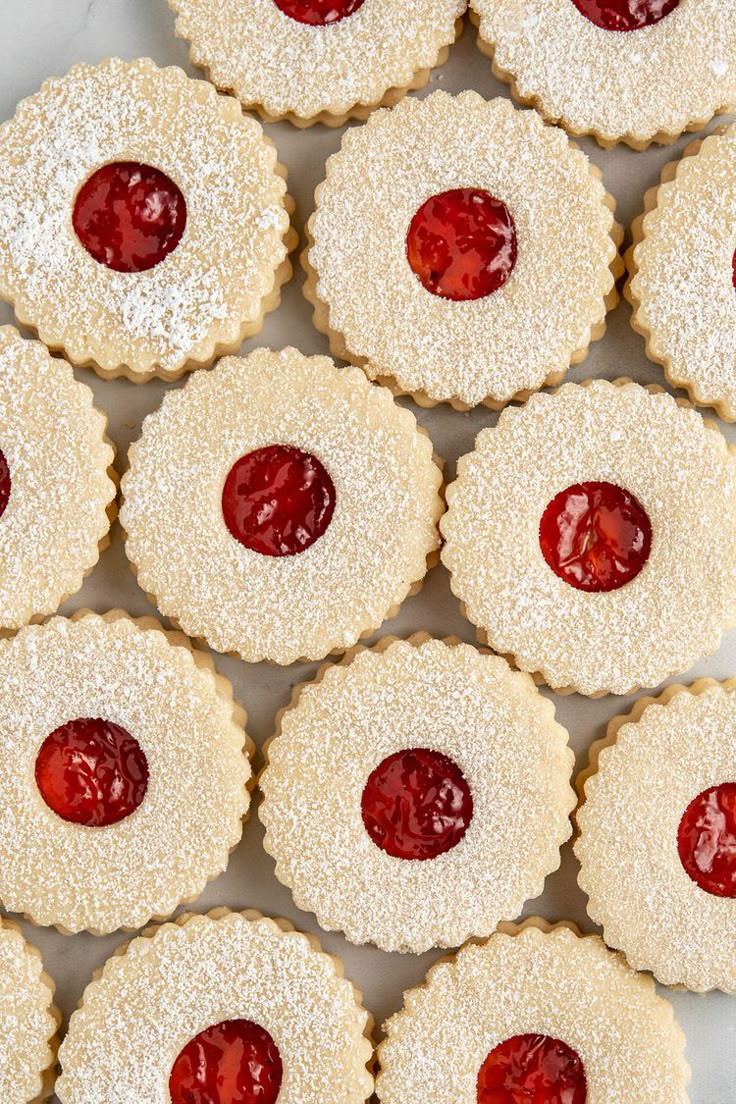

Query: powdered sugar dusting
left=307, top=91, right=618, bottom=406
left=472, top=0, right=736, bottom=144
left=0, top=921, right=57, bottom=1104
left=577, top=683, right=736, bottom=991
left=441, top=380, right=736, bottom=695
left=0, top=58, right=291, bottom=376
left=120, top=348, right=443, bottom=665
left=0, top=327, right=114, bottom=629
left=170, top=0, right=465, bottom=121
left=57, top=910, right=373, bottom=1103
left=630, top=125, right=736, bottom=417
left=377, top=923, right=690, bottom=1102
left=0, top=614, right=250, bottom=934
left=261, top=637, right=574, bottom=953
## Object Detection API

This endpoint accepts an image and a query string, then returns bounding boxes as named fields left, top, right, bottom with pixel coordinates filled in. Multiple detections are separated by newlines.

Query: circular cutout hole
left=678, top=783, right=736, bottom=898
left=570, top=0, right=680, bottom=31
left=73, top=161, right=187, bottom=273
left=169, top=1019, right=283, bottom=1104
left=271, top=0, right=366, bottom=24
left=478, top=1033, right=587, bottom=1104
left=361, top=747, right=473, bottom=861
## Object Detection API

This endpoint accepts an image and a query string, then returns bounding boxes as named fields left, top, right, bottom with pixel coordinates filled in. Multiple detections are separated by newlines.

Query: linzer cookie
left=305, top=91, right=621, bottom=408
left=168, top=0, right=466, bottom=126
left=470, top=0, right=736, bottom=148
left=0, top=58, right=294, bottom=380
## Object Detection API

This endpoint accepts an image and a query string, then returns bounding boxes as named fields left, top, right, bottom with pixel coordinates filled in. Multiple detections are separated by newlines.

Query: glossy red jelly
left=406, top=188, right=517, bottom=301
left=677, top=783, right=736, bottom=898
left=169, top=1019, right=283, bottom=1104
left=272, top=0, right=365, bottom=24
left=0, top=449, right=10, bottom=520
left=570, top=0, right=679, bottom=31
left=361, top=747, right=473, bottom=861
left=732, top=248, right=736, bottom=289
left=478, top=1034, right=587, bottom=1104
left=539, top=481, right=652, bottom=593
left=72, top=161, right=187, bottom=273
left=34, top=718, right=148, bottom=827
left=222, top=444, right=336, bottom=557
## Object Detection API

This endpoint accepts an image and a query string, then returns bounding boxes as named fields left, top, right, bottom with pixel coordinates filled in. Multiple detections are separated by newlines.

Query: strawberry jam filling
left=34, top=718, right=148, bottom=827
left=0, top=449, right=10, bottom=520
left=570, top=0, right=680, bottom=31
left=169, top=1019, right=283, bottom=1104
left=539, top=481, right=652, bottom=593
left=732, top=247, right=736, bottom=289
left=272, top=0, right=366, bottom=24
left=222, top=444, right=336, bottom=557
left=72, top=161, right=187, bottom=273
left=361, top=747, right=473, bottom=861
left=406, top=188, right=517, bottom=301
left=677, top=783, right=736, bottom=898
left=478, top=1034, right=587, bottom=1104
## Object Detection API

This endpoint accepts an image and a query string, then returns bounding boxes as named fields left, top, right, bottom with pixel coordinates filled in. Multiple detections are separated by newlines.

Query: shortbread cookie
left=121, top=348, right=443, bottom=664
left=304, top=91, right=621, bottom=408
left=628, top=125, right=736, bottom=419
left=169, top=0, right=465, bottom=126
left=0, top=919, right=59, bottom=1104
left=377, top=919, right=690, bottom=1103
left=0, top=58, right=294, bottom=380
left=442, top=379, right=736, bottom=696
left=261, top=636, right=574, bottom=952
left=577, top=680, right=736, bottom=991
left=0, top=327, right=115, bottom=632
left=56, top=909, right=374, bottom=1103
left=0, top=612, right=251, bottom=934
left=470, top=0, right=736, bottom=148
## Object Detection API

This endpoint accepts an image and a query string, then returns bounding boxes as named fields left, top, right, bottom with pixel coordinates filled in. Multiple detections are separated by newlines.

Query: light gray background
left=0, top=2, right=734, bottom=1100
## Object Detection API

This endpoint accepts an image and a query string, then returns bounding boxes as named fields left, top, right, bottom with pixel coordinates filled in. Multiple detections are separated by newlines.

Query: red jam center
left=169, top=1019, right=283, bottom=1104
left=34, top=718, right=148, bottom=827
left=72, top=161, right=187, bottom=273
left=677, top=783, right=736, bottom=898
left=361, top=747, right=473, bottom=861
left=732, top=248, right=736, bottom=289
left=406, top=188, right=518, bottom=302
left=478, top=1034, right=587, bottom=1104
left=222, top=444, right=336, bottom=557
left=539, top=481, right=652, bottom=593
left=271, top=0, right=365, bottom=24
left=570, top=0, right=680, bottom=31
left=0, top=449, right=10, bottom=520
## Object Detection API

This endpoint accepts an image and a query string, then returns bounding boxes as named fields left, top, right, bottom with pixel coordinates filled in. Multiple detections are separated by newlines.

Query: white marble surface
left=1, top=2, right=735, bottom=1101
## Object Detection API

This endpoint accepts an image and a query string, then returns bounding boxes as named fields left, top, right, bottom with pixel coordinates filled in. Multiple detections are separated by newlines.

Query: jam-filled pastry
left=0, top=612, right=250, bottom=934
left=628, top=124, right=736, bottom=420
left=121, top=348, right=443, bottom=664
left=377, top=919, right=690, bottom=1103
left=470, top=0, right=736, bottom=149
left=442, top=379, right=736, bottom=696
left=0, top=327, right=115, bottom=632
left=304, top=91, right=621, bottom=408
left=168, top=0, right=466, bottom=127
left=0, top=58, right=294, bottom=380
left=577, top=679, right=736, bottom=992
left=0, top=919, right=59, bottom=1104
left=56, top=909, right=374, bottom=1103
left=261, top=636, right=575, bottom=952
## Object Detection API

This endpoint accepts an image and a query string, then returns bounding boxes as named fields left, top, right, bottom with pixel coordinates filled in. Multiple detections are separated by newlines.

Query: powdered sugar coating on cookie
left=0, top=920, right=58, bottom=1104
left=306, top=92, right=619, bottom=407
left=441, top=380, right=736, bottom=695
left=377, top=922, right=690, bottom=1102
left=0, top=614, right=250, bottom=934
left=577, top=682, right=736, bottom=991
left=169, top=0, right=465, bottom=124
left=471, top=0, right=736, bottom=146
left=0, top=327, right=114, bottom=630
left=121, top=348, right=443, bottom=664
left=57, top=910, right=373, bottom=1103
left=630, top=126, right=736, bottom=419
left=261, top=637, right=574, bottom=952
left=0, top=58, right=292, bottom=378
